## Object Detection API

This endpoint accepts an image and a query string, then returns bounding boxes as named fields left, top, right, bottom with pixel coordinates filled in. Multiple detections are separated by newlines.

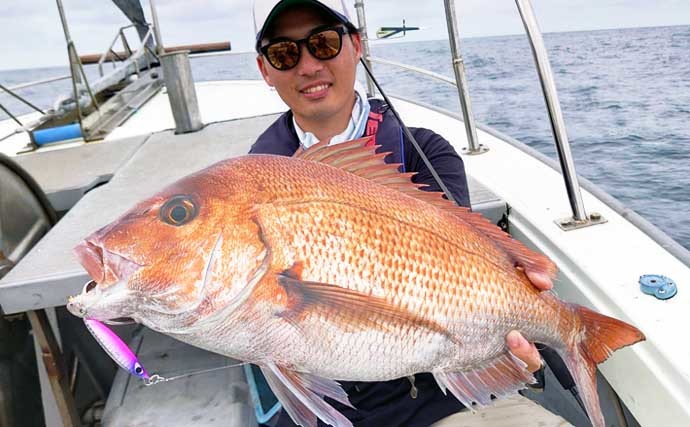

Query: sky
left=1, top=0, right=689, bottom=71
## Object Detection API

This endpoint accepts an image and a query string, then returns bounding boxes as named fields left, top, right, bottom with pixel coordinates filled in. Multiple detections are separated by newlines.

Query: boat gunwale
left=389, top=92, right=690, bottom=269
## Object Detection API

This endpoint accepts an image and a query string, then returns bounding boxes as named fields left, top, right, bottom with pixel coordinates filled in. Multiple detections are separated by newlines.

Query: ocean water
left=1, top=25, right=689, bottom=251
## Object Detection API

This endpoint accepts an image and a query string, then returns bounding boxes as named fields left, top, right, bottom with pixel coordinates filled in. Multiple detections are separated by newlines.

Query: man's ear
left=256, top=55, right=274, bottom=87
left=350, top=32, right=362, bottom=61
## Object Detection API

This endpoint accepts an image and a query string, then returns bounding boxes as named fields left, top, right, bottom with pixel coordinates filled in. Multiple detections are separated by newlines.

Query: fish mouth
left=73, top=239, right=143, bottom=286
left=69, top=239, right=143, bottom=321
left=67, top=279, right=138, bottom=322
left=102, top=317, right=136, bottom=325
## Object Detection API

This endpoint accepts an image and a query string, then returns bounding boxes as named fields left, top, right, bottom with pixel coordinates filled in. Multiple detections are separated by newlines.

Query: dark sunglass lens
left=308, top=30, right=341, bottom=59
left=267, top=41, right=300, bottom=70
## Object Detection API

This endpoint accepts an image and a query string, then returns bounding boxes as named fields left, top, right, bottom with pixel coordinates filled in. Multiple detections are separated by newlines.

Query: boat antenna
left=358, top=59, right=458, bottom=205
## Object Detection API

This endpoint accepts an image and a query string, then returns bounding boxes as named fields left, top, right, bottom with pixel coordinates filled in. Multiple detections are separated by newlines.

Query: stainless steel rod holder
left=160, top=51, right=203, bottom=134
left=443, top=0, right=485, bottom=155
left=354, top=0, right=376, bottom=97
left=516, top=0, right=588, bottom=222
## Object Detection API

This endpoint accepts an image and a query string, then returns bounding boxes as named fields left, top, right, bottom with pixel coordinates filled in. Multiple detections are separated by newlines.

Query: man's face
left=256, top=6, right=362, bottom=125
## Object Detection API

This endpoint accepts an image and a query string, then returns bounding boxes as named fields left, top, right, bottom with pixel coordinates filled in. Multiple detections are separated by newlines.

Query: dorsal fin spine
left=293, top=137, right=557, bottom=280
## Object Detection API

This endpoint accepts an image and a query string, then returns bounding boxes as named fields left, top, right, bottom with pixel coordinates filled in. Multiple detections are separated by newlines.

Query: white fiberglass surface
left=1, top=81, right=286, bottom=156
left=106, top=81, right=288, bottom=141
left=0, top=112, right=41, bottom=156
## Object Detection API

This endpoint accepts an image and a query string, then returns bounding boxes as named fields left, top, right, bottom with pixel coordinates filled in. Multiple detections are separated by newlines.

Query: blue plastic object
left=639, top=274, right=677, bottom=300
left=32, top=123, right=82, bottom=146
left=244, top=364, right=281, bottom=424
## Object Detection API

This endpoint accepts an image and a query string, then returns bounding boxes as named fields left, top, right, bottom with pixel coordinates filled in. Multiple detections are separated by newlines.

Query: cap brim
left=256, top=0, right=350, bottom=50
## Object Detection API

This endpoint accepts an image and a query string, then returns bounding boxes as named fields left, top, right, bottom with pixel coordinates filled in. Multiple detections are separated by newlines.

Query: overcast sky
left=1, top=0, right=689, bottom=71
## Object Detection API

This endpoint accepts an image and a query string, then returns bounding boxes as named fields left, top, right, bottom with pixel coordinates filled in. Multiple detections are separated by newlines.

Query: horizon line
left=1, top=22, right=687, bottom=73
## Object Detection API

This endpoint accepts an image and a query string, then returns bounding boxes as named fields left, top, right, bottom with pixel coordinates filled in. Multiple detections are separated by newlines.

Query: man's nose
left=296, top=44, right=324, bottom=76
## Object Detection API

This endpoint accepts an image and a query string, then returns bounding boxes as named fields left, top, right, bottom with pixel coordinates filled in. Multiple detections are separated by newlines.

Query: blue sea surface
left=1, top=25, right=689, bottom=251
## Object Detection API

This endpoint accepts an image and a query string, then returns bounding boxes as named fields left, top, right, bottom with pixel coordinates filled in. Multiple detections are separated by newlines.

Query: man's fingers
left=525, top=270, right=554, bottom=291
left=506, top=330, right=542, bottom=373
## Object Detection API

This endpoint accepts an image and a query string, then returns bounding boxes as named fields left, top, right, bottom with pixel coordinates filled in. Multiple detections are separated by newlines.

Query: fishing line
left=144, top=361, right=248, bottom=386
left=359, top=58, right=458, bottom=205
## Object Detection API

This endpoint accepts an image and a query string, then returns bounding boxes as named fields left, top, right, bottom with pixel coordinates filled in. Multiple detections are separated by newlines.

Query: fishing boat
left=1, top=0, right=688, bottom=426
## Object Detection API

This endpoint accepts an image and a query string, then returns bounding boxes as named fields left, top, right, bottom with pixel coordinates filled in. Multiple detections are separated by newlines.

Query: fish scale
left=253, top=195, right=561, bottom=377
left=68, top=138, right=644, bottom=427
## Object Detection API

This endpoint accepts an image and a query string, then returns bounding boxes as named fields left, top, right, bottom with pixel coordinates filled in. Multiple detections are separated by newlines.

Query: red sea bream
left=67, top=138, right=644, bottom=427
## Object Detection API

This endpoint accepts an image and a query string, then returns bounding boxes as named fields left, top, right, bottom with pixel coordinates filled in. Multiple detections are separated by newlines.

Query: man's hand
left=506, top=331, right=542, bottom=372
left=507, top=270, right=553, bottom=372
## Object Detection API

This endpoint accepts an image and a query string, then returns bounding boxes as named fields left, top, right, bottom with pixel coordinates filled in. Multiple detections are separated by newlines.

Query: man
left=250, top=1, right=550, bottom=425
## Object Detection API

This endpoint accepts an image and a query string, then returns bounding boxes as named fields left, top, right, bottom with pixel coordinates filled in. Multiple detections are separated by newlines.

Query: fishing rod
left=359, top=58, right=458, bottom=205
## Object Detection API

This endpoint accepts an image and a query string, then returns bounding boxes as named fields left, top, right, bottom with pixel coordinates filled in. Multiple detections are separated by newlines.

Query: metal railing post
left=515, top=0, right=601, bottom=227
left=55, top=0, right=81, bottom=85
left=150, top=0, right=165, bottom=55
left=56, top=0, right=99, bottom=124
left=121, top=29, right=133, bottom=57
left=354, top=0, right=376, bottom=97
left=443, top=0, right=485, bottom=155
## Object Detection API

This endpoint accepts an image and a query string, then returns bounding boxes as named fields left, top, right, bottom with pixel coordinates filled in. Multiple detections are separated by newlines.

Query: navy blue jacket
left=250, top=99, right=470, bottom=208
left=249, top=99, right=470, bottom=426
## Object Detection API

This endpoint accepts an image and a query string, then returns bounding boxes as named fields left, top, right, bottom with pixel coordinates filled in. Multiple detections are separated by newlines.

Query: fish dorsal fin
left=294, top=138, right=557, bottom=281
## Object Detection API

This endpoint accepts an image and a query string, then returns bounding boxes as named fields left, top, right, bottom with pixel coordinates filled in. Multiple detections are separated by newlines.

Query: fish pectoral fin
left=276, top=267, right=452, bottom=339
left=260, top=363, right=353, bottom=427
left=432, top=351, right=536, bottom=410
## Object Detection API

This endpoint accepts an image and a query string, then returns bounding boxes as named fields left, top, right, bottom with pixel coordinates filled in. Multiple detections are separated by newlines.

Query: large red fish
left=67, top=138, right=644, bottom=427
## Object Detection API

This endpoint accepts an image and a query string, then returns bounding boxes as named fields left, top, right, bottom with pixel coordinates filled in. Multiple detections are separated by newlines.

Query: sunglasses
left=260, top=26, right=350, bottom=71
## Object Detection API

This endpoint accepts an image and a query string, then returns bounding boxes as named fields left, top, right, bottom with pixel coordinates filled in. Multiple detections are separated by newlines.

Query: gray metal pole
left=55, top=0, right=81, bottom=84
left=160, top=51, right=203, bottom=134
left=149, top=0, right=165, bottom=55
left=515, top=0, right=587, bottom=222
left=443, top=0, right=485, bottom=155
left=354, top=0, right=376, bottom=97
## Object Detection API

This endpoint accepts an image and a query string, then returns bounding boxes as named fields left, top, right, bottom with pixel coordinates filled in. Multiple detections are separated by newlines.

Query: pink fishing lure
left=84, top=317, right=149, bottom=380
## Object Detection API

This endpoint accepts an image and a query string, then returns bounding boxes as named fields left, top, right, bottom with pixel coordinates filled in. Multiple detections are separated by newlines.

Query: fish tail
left=559, top=304, right=645, bottom=427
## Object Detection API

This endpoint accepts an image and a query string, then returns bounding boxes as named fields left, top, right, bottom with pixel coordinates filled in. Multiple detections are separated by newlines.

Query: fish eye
left=134, top=363, right=144, bottom=375
left=160, top=196, right=197, bottom=226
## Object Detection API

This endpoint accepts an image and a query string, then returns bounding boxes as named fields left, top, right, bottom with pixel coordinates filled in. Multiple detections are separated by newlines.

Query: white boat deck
left=103, top=327, right=257, bottom=427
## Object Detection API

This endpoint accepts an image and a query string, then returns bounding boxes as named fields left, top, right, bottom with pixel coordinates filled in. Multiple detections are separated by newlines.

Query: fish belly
left=245, top=199, right=565, bottom=380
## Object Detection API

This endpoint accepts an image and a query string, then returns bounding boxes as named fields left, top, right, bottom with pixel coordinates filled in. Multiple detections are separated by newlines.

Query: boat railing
left=366, top=57, right=457, bottom=87
left=355, top=0, right=602, bottom=229
left=0, top=83, right=48, bottom=125
left=0, top=80, right=64, bottom=144
left=97, top=24, right=157, bottom=77
left=90, top=26, right=157, bottom=95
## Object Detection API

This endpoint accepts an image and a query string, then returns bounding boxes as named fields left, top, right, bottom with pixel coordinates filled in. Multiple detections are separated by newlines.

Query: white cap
left=253, top=0, right=356, bottom=50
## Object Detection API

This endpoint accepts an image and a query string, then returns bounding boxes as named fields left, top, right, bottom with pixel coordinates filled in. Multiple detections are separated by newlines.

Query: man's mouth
left=302, top=83, right=330, bottom=94
left=299, top=82, right=331, bottom=99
